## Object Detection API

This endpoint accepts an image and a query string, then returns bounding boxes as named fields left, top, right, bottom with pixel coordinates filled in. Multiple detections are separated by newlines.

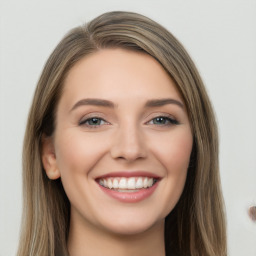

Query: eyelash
left=79, top=115, right=179, bottom=128
left=79, top=117, right=109, bottom=127
left=147, top=115, right=179, bottom=126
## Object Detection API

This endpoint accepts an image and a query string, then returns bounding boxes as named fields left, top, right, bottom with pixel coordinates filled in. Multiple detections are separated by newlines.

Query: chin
left=98, top=212, right=165, bottom=236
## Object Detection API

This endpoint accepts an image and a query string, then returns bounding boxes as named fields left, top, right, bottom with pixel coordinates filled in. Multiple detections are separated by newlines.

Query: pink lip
left=97, top=180, right=159, bottom=203
left=95, top=171, right=161, bottom=203
left=95, top=171, right=160, bottom=179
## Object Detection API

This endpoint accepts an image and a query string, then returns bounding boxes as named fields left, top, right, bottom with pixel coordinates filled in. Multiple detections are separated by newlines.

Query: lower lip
left=97, top=182, right=159, bottom=203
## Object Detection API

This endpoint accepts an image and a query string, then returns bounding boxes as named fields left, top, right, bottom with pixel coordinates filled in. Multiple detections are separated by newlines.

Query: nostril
left=110, top=142, right=147, bottom=161
left=110, top=127, right=147, bottom=161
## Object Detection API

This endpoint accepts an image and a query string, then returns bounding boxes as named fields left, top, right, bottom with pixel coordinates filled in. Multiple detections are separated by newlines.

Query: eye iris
left=154, top=117, right=167, bottom=124
left=89, top=118, right=101, bottom=125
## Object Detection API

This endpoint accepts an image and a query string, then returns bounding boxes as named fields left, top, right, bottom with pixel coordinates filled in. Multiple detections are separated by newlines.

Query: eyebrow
left=70, top=97, right=184, bottom=112
left=145, top=98, right=184, bottom=108
left=70, top=98, right=115, bottom=112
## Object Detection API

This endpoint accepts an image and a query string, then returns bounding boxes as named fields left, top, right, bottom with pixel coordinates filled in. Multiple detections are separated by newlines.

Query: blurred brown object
left=248, top=206, right=256, bottom=221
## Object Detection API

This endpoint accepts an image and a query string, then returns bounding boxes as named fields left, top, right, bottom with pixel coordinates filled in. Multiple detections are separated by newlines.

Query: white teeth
left=117, top=189, right=139, bottom=193
left=148, top=178, right=153, bottom=187
left=136, top=177, right=143, bottom=189
left=127, top=177, right=136, bottom=189
left=119, top=178, right=127, bottom=189
left=107, top=179, right=113, bottom=189
left=112, top=178, right=119, bottom=189
left=143, top=177, right=148, bottom=188
left=98, top=176, right=156, bottom=190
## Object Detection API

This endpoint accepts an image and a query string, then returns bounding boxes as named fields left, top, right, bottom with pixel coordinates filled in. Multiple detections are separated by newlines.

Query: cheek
left=151, top=129, right=193, bottom=213
left=53, top=131, right=109, bottom=218
left=54, top=131, right=108, bottom=177
left=154, top=129, right=193, bottom=172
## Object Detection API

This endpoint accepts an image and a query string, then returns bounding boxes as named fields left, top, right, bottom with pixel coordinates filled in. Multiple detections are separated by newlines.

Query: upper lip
left=95, top=171, right=161, bottom=179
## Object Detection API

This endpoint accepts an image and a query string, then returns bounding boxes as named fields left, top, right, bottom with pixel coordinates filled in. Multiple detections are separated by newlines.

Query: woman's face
left=42, top=48, right=193, bottom=235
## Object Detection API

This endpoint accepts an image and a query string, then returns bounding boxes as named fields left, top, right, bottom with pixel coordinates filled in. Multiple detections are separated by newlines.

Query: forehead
left=61, top=48, right=182, bottom=103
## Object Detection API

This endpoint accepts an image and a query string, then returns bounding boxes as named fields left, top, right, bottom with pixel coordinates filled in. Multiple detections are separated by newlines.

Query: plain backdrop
left=0, top=0, right=256, bottom=255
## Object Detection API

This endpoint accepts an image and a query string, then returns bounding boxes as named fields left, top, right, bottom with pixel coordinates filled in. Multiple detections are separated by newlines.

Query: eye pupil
left=89, top=118, right=101, bottom=125
left=154, top=117, right=166, bottom=124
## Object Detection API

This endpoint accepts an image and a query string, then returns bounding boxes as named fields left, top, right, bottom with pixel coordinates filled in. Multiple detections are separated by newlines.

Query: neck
left=67, top=210, right=166, bottom=256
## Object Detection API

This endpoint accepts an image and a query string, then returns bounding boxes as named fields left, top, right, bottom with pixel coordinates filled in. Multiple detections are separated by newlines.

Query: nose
left=110, top=123, right=147, bottom=162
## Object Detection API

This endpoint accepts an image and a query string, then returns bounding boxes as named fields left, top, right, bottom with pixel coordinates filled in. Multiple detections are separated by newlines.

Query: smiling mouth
left=97, top=177, right=158, bottom=192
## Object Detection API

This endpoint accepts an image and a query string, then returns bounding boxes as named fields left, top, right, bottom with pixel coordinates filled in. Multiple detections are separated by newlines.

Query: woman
left=17, top=11, right=227, bottom=256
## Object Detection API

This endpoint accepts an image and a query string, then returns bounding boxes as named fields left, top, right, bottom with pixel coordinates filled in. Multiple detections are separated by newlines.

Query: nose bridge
left=111, top=120, right=146, bottom=161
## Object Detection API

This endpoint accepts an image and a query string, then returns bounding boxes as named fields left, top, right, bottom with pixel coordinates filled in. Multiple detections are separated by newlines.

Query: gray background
left=0, top=0, right=256, bottom=255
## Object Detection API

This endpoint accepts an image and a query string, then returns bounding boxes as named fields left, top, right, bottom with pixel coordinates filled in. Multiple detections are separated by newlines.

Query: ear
left=41, top=134, right=61, bottom=180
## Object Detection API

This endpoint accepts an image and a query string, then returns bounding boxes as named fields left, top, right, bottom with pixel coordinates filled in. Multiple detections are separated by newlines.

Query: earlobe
left=41, top=134, right=61, bottom=180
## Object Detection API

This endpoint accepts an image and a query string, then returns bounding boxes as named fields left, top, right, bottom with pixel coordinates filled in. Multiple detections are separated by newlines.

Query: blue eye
left=79, top=117, right=107, bottom=127
left=149, top=116, right=179, bottom=126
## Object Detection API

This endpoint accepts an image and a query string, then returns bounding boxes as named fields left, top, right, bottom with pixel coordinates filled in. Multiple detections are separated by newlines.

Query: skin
left=42, top=49, right=193, bottom=256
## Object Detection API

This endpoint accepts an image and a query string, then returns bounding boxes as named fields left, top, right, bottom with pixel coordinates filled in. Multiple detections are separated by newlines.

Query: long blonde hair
left=17, top=11, right=227, bottom=256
